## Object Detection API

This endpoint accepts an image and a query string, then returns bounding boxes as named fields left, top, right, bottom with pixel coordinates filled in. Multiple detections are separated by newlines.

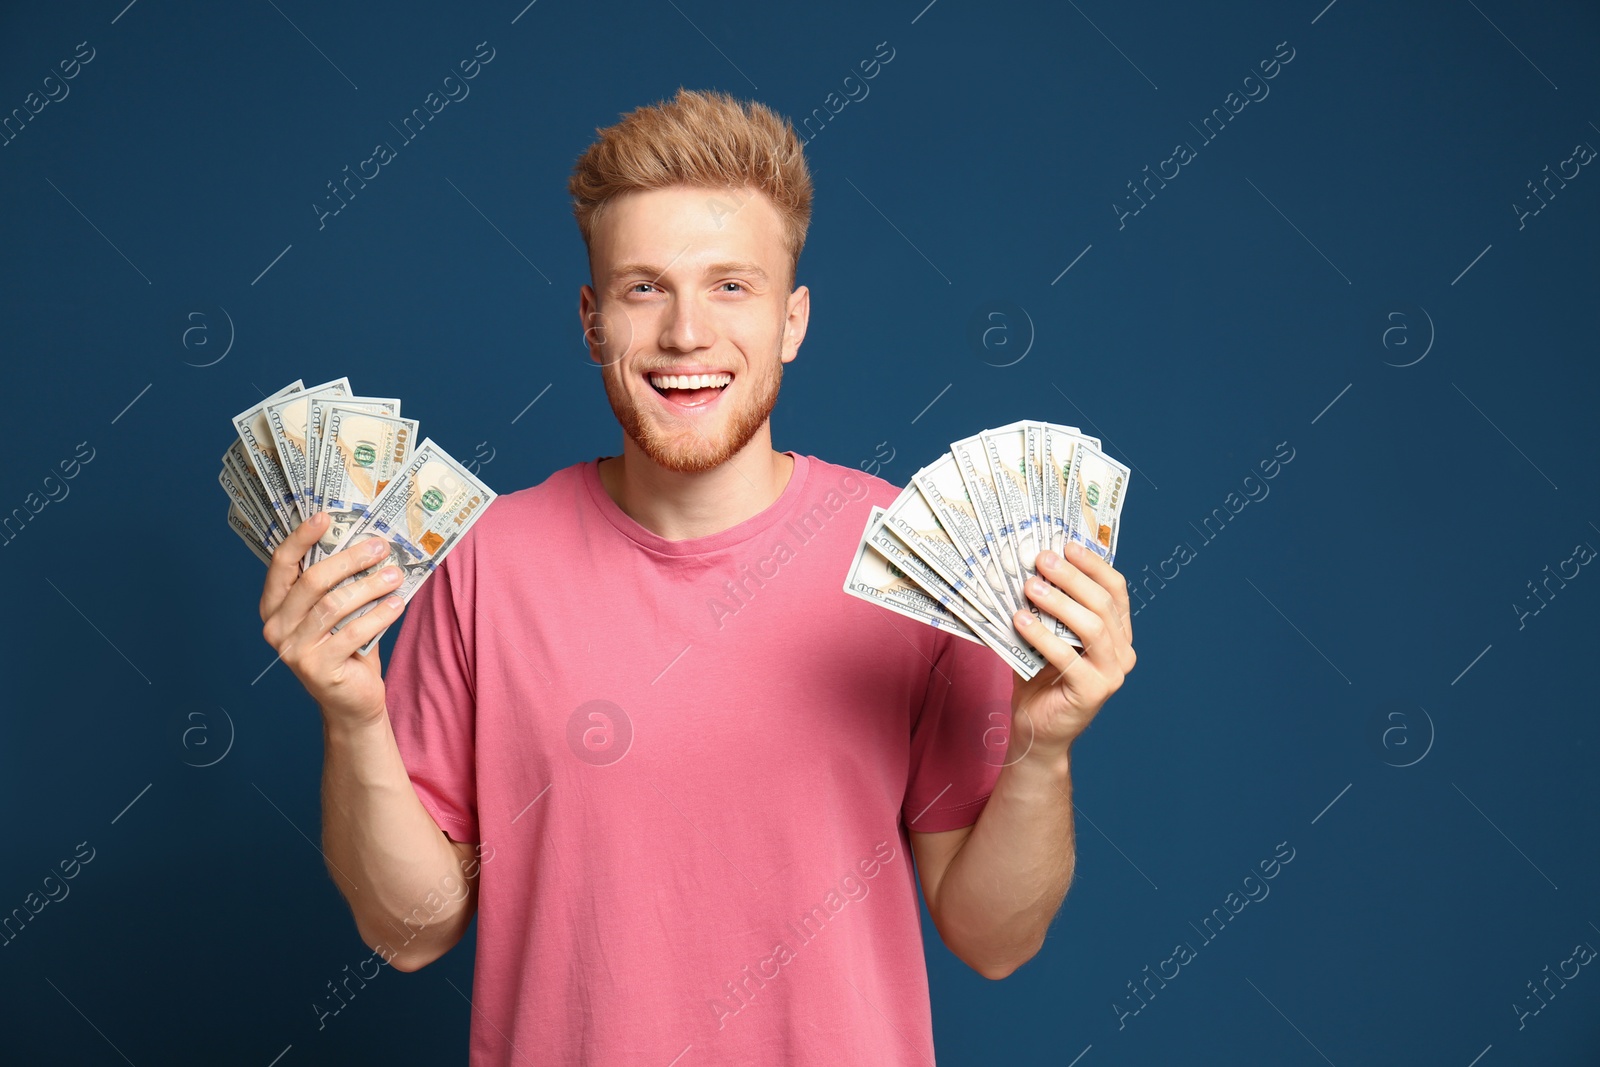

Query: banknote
left=879, top=479, right=1005, bottom=626
left=980, top=425, right=1037, bottom=602
left=265, top=377, right=351, bottom=523
left=881, top=475, right=1084, bottom=652
left=842, top=507, right=980, bottom=644
left=308, top=406, right=420, bottom=566
left=326, top=437, right=497, bottom=654
left=1027, top=419, right=1099, bottom=555
left=987, top=421, right=1072, bottom=640
left=1041, top=425, right=1106, bottom=557
left=950, top=433, right=1023, bottom=613
left=1039, top=425, right=1120, bottom=562
left=233, top=380, right=304, bottom=539
left=221, top=380, right=496, bottom=663
left=1029, top=420, right=1093, bottom=639
left=305, top=394, right=401, bottom=518
left=1065, top=439, right=1130, bottom=562
left=223, top=440, right=283, bottom=547
left=227, top=503, right=274, bottom=565
left=864, top=511, right=1048, bottom=678
left=843, top=420, right=1129, bottom=675
left=1042, top=425, right=1082, bottom=558
left=911, top=456, right=1011, bottom=618
left=220, top=462, right=274, bottom=549
left=1037, top=422, right=1062, bottom=558
left=1021, top=421, right=1048, bottom=572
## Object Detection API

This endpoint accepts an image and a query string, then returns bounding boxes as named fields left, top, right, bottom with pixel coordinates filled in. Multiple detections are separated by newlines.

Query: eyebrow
left=608, top=260, right=770, bottom=285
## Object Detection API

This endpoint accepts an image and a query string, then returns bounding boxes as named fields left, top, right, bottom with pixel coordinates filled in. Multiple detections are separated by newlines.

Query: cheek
left=733, top=306, right=788, bottom=354
left=599, top=309, right=646, bottom=366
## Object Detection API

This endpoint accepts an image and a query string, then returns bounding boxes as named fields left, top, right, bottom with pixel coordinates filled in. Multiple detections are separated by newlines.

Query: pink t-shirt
left=385, top=450, right=1015, bottom=1065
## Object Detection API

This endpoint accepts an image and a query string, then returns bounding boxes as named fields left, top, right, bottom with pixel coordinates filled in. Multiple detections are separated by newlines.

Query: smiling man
left=257, top=88, right=1135, bottom=1066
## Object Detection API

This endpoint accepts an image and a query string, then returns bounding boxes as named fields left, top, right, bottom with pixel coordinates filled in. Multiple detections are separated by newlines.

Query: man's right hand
left=259, top=512, right=407, bottom=729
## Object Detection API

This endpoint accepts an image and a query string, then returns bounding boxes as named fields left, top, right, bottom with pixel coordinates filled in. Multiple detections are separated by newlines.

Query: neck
left=598, top=425, right=795, bottom=541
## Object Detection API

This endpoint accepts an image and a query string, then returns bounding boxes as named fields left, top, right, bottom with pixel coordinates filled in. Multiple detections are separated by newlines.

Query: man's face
left=580, top=185, right=808, bottom=474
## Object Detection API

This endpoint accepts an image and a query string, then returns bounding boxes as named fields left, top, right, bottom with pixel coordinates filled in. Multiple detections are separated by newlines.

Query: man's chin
left=604, top=362, right=783, bottom=476
left=646, top=449, right=733, bottom=474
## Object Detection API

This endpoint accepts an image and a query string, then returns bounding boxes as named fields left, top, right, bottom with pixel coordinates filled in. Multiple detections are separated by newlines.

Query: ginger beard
left=600, top=339, right=784, bottom=474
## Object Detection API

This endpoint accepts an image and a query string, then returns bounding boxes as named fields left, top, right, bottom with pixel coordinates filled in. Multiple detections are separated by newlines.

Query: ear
left=579, top=283, right=602, bottom=365
left=781, top=284, right=810, bottom=364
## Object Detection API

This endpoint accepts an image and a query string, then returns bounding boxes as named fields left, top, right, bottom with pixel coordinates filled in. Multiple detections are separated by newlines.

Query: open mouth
left=647, top=371, right=733, bottom=409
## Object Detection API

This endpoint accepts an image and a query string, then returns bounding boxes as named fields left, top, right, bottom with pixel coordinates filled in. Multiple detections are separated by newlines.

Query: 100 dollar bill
left=226, top=502, right=274, bottom=565
left=1069, top=445, right=1129, bottom=562
left=879, top=479, right=1004, bottom=624
left=223, top=439, right=284, bottom=547
left=265, top=377, right=351, bottom=524
left=865, top=511, right=1047, bottom=679
left=987, top=421, right=1077, bottom=641
left=841, top=506, right=980, bottom=644
left=308, top=406, right=419, bottom=566
left=327, top=438, right=496, bottom=655
left=306, top=393, right=401, bottom=520
left=950, top=433, right=1022, bottom=614
left=911, top=456, right=1010, bottom=619
left=233, top=380, right=304, bottom=539
left=1048, top=425, right=1128, bottom=563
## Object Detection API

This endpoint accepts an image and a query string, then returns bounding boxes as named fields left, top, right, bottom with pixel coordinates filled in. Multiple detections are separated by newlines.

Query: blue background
left=2, top=1, right=1597, bottom=1063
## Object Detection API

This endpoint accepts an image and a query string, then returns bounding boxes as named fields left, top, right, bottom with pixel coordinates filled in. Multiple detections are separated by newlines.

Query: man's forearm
left=320, top=709, right=477, bottom=970
left=930, top=739, right=1074, bottom=979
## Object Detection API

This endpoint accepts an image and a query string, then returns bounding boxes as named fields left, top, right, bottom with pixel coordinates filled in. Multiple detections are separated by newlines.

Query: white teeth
left=649, top=373, right=732, bottom=390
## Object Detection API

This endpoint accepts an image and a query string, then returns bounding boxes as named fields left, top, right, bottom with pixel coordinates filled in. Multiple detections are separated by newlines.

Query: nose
left=658, top=292, right=714, bottom=354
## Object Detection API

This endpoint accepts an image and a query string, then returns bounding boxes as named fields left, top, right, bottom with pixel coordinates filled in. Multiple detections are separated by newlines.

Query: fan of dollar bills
left=221, top=377, right=497, bottom=653
left=842, top=421, right=1129, bottom=680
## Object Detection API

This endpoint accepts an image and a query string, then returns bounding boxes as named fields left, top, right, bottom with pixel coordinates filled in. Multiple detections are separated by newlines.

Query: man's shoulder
left=495, top=458, right=590, bottom=505
left=453, top=459, right=590, bottom=551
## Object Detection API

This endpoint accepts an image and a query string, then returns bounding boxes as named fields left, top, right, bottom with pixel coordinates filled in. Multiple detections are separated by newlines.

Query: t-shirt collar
left=580, top=450, right=812, bottom=558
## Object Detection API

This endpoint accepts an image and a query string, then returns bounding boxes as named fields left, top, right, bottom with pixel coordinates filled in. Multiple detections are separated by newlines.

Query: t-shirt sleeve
left=383, top=553, right=479, bottom=843
left=901, top=632, right=1016, bottom=833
